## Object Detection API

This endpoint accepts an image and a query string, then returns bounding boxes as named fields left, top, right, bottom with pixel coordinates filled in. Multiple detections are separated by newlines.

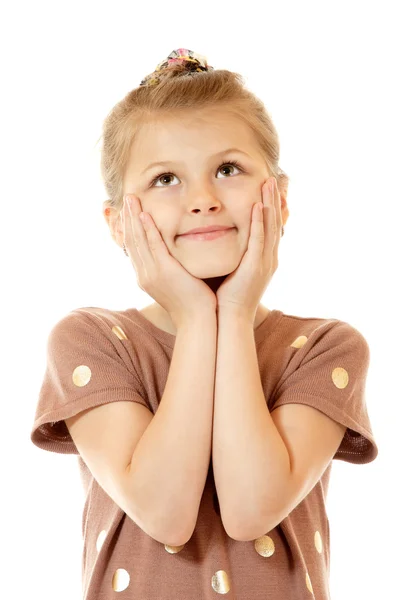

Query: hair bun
left=140, top=48, right=214, bottom=87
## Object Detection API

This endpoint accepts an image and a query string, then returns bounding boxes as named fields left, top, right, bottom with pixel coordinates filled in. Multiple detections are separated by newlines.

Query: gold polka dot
left=254, top=535, right=275, bottom=557
left=314, top=530, right=323, bottom=553
left=332, top=367, right=349, bottom=389
left=96, top=530, right=107, bottom=552
left=290, top=335, right=308, bottom=349
left=211, top=570, right=231, bottom=594
left=112, top=325, right=128, bottom=340
left=165, top=544, right=186, bottom=554
left=72, top=365, right=91, bottom=387
left=305, top=571, right=314, bottom=594
left=112, top=568, right=130, bottom=592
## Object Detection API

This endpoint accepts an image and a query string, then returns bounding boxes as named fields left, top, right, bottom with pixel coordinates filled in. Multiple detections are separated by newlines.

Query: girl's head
left=101, top=50, right=290, bottom=281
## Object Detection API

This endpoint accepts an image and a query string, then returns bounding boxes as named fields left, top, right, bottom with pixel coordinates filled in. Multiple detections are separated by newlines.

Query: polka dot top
left=30, top=306, right=378, bottom=599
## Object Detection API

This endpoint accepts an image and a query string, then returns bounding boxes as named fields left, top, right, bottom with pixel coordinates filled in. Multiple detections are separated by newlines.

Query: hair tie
left=139, top=48, right=214, bottom=87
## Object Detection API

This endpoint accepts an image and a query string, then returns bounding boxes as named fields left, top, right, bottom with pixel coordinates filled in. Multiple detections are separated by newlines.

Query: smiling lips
left=179, top=228, right=235, bottom=241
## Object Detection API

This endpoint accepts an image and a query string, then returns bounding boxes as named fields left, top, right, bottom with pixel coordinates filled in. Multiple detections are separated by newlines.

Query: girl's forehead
left=134, top=116, right=257, bottom=155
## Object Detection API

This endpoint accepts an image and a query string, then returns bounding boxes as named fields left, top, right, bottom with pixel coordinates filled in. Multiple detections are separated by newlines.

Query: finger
left=269, top=178, right=282, bottom=266
left=245, top=200, right=265, bottom=262
left=260, top=179, right=276, bottom=262
left=139, top=211, right=172, bottom=265
left=123, top=196, right=154, bottom=268
left=271, top=178, right=282, bottom=236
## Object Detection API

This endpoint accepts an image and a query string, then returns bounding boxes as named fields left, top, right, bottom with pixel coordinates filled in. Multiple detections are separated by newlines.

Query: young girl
left=30, top=48, right=378, bottom=599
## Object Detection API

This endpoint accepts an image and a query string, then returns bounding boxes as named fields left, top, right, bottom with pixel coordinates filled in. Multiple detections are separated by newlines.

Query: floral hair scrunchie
left=139, top=48, right=214, bottom=87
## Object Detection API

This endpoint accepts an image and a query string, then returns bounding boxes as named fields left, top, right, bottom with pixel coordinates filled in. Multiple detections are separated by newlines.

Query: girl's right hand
left=121, top=195, right=217, bottom=329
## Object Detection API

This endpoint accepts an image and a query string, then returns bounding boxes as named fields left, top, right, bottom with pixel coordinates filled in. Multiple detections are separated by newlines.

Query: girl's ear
left=103, top=205, right=123, bottom=242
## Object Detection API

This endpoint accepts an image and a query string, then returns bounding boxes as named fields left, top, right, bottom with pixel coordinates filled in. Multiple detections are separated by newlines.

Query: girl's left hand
left=216, top=176, right=282, bottom=323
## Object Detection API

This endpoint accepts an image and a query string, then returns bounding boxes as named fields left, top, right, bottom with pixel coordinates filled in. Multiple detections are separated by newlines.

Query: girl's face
left=122, top=108, right=273, bottom=280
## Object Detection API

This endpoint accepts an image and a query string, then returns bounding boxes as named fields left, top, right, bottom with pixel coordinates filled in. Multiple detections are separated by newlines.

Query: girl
left=31, top=48, right=378, bottom=599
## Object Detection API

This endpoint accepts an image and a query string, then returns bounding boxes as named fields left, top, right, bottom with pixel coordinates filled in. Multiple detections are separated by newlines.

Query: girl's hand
left=216, top=177, right=282, bottom=323
left=122, top=195, right=217, bottom=329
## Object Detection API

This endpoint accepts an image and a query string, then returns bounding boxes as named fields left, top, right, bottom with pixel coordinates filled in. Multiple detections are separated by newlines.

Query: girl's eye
left=149, top=160, right=244, bottom=188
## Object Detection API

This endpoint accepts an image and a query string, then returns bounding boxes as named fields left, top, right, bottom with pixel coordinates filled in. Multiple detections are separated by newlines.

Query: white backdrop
left=2, top=1, right=398, bottom=598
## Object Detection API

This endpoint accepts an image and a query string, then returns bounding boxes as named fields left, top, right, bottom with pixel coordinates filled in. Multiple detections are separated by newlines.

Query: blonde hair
left=99, top=63, right=289, bottom=212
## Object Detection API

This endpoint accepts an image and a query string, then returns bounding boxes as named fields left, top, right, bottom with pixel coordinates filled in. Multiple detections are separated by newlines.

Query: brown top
left=30, top=306, right=378, bottom=599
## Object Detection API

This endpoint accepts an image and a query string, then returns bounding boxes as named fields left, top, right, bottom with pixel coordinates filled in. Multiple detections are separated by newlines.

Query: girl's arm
left=127, top=308, right=217, bottom=546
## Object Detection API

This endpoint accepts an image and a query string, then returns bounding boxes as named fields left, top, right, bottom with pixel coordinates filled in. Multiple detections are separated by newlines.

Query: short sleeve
left=271, top=320, right=378, bottom=464
left=30, top=309, right=150, bottom=455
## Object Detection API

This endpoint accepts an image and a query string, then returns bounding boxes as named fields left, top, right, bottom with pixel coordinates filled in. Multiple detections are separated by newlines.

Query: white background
left=2, top=1, right=398, bottom=598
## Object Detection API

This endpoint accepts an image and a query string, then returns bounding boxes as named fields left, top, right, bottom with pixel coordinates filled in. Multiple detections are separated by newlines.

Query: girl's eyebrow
left=140, top=148, right=252, bottom=175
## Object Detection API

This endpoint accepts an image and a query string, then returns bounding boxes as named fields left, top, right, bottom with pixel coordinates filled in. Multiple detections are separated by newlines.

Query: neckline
left=129, top=307, right=284, bottom=349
